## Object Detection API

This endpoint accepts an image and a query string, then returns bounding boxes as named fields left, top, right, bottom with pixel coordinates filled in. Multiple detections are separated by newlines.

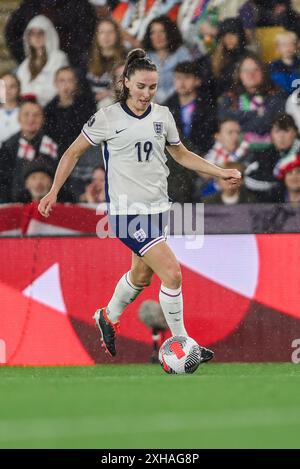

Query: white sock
left=159, top=285, right=187, bottom=336
left=107, top=271, right=143, bottom=323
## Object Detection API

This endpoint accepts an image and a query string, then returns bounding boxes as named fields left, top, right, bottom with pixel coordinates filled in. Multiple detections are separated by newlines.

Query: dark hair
left=24, top=158, right=54, bottom=180
left=272, top=113, right=298, bottom=132
left=217, top=18, right=246, bottom=46
left=55, top=66, right=77, bottom=80
left=174, top=61, right=201, bottom=77
left=54, top=66, right=80, bottom=97
left=117, top=49, right=157, bottom=103
left=233, top=52, right=278, bottom=96
left=217, top=117, right=241, bottom=132
left=212, top=18, right=246, bottom=77
left=142, top=15, right=183, bottom=53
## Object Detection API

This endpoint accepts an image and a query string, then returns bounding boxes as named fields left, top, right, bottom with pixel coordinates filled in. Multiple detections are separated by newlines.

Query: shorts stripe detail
left=160, top=288, right=181, bottom=298
left=139, top=236, right=164, bottom=256
left=81, top=129, right=97, bottom=146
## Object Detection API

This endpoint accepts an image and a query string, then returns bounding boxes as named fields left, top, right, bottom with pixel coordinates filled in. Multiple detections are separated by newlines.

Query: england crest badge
left=153, top=121, right=164, bottom=135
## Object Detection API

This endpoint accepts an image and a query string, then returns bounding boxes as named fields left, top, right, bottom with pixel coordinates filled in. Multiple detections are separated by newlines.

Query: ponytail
left=117, top=48, right=157, bottom=104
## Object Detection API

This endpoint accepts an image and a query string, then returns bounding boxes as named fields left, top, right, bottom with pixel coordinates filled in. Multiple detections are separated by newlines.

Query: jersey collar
left=121, top=102, right=152, bottom=119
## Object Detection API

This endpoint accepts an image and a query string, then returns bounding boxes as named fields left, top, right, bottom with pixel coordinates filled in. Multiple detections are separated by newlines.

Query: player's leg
left=107, top=252, right=154, bottom=323
left=142, top=241, right=214, bottom=362
left=142, top=241, right=187, bottom=337
left=94, top=253, right=154, bottom=356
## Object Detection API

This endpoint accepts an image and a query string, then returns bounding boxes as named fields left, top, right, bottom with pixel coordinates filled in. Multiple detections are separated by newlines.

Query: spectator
left=238, top=0, right=257, bottom=45
left=143, top=15, right=192, bottom=103
left=272, top=151, right=300, bottom=203
left=89, top=1, right=119, bottom=19
left=205, top=118, right=249, bottom=166
left=165, top=61, right=215, bottom=203
left=211, top=18, right=247, bottom=97
left=218, top=52, right=287, bottom=150
left=259, top=0, right=300, bottom=32
left=199, top=17, right=248, bottom=98
left=0, top=98, right=58, bottom=203
left=269, top=31, right=300, bottom=95
left=164, top=61, right=215, bottom=203
left=178, top=0, right=220, bottom=56
left=16, top=158, right=74, bottom=203
left=87, top=18, right=126, bottom=109
left=203, top=162, right=257, bottom=204
left=193, top=118, right=249, bottom=201
left=16, top=15, right=69, bottom=107
left=44, top=67, right=96, bottom=156
left=165, top=61, right=216, bottom=154
left=113, top=0, right=180, bottom=48
left=79, top=165, right=105, bottom=203
left=0, top=74, right=21, bottom=147
left=5, top=0, right=96, bottom=72
left=239, top=0, right=300, bottom=34
left=44, top=66, right=99, bottom=201
left=243, top=113, right=300, bottom=201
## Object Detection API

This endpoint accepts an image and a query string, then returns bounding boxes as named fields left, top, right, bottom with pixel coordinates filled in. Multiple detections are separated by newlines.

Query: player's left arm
left=167, top=142, right=241, bottom=182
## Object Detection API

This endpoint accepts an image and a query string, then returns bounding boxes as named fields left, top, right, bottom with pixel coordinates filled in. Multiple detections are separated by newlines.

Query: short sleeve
left=166, top=109, right=181, bottom=146
left=81, top=109, right=108, bottom=146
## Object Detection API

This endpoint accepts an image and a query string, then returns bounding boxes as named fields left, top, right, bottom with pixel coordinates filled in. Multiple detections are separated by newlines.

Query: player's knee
left=138, top=274, right=152, bottom=288
left=131, top=270, right=153, bottom=288
left=164, top=268, right=182, bottom=289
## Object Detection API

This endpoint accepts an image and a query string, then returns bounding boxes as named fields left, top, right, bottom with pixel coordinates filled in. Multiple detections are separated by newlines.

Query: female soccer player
left=38, top=49, right=241, bottom=358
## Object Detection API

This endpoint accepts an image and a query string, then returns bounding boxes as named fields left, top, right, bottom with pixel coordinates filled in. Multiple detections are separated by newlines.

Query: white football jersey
left=81, top=102, right=180, bottom=214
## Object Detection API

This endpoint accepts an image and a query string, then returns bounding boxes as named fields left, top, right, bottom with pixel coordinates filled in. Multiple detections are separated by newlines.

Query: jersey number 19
left=135, top=141, right=153, bottom=162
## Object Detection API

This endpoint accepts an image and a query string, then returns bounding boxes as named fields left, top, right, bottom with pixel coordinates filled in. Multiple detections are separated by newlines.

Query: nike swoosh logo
left=116, top=128, right=127, bottom=134
left=168, top=311, right=181, bottom=315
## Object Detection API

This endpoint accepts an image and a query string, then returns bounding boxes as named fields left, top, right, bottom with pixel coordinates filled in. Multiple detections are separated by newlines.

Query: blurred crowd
left=1, top=0, right=300, bottom=206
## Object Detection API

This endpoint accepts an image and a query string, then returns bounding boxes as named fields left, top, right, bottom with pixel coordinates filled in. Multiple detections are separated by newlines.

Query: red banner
left=0, top=203, right=103, bottom=236
left=1, top=235, right=300, bottom=365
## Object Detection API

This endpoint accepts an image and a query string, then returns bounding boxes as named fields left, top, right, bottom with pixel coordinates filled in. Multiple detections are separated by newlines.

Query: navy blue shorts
left=108, top=211, right=169, bottom=257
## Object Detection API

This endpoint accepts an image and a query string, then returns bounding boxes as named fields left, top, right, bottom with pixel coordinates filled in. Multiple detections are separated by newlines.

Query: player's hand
left=38, top=191, right=57, bottom=218
left=220, top=168, right=242, bottom=186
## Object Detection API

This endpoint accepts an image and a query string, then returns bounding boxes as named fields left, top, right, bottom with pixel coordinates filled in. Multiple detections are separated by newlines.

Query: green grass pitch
left=0, top=363, right=300, bottom=449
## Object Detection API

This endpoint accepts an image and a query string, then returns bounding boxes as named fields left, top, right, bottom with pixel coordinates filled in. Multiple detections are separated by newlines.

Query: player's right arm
left=38, top=134, right=91, bottom=217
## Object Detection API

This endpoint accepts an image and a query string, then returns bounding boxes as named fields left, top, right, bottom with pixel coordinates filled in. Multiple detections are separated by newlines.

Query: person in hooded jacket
left=5, top=0, right=96, bottom=73
left=16, top=15, right=69, bottom=107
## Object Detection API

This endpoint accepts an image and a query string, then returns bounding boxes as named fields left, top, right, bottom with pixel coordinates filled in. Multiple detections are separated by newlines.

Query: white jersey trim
left=81, top=129, right=98, bottom=146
